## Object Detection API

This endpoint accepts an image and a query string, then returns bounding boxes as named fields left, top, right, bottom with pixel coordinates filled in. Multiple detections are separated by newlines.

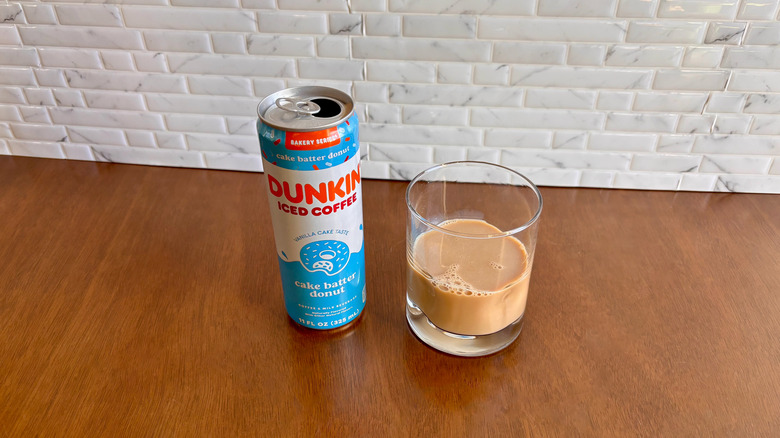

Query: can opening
left=311, top=98, right=341, bottom=118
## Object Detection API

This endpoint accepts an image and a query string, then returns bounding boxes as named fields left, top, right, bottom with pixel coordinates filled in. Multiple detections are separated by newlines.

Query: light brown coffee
left=407, top=219, right=530, bottom=336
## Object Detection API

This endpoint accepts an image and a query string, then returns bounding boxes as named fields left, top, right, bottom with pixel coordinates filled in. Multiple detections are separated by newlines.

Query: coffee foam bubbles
left=430, top=264, right=488, bottom=297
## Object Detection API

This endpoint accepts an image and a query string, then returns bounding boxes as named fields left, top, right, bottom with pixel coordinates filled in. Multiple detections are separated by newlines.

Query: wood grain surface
left=1, top=156, right=779, bottom=437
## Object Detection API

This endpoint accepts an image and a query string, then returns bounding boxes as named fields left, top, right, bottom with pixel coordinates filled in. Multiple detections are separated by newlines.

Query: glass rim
left=405, top=161, right=543, bottom=239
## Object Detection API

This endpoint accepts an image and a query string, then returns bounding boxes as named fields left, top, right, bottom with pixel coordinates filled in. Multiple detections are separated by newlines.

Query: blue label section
left=278, top=243, right=365, bottom=329
left=258, top=112, right=359, bottom=171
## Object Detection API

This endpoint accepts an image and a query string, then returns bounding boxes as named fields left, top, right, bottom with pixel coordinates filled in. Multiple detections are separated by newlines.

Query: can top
left=258, top=86, right=354, bottom=132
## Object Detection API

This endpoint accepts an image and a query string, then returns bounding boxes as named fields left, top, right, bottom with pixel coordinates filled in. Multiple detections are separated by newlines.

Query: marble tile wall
left=1, top=0, right=780, bottom=193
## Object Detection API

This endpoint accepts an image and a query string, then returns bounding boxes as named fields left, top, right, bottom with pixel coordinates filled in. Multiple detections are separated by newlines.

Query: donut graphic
left=299, top=240, right=350, bottom=275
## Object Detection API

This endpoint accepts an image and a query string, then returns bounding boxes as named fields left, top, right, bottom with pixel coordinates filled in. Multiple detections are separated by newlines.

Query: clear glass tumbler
left=405, top=161, right=543, bottom=356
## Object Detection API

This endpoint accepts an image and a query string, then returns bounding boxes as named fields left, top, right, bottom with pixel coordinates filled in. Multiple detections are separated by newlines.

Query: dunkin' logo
left=285, top=128, right=343, bottom=150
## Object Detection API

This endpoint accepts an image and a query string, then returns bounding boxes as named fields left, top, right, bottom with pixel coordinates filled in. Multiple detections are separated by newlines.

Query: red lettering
left=268, top=174, right=282, bottom=197
left=327, top=177, right=345, bottom=201
left=351, top=165, right=361, bottom=190
left=283, top=181, right=303, bottom=203
left=305, top=182, right=328, bottom=204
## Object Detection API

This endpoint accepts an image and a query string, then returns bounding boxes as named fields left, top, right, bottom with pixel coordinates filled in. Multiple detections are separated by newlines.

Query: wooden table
left=1, top=156, right=779, bottom=437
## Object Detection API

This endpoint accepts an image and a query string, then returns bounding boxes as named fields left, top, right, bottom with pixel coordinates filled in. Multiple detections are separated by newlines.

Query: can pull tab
left=275, top=97, right=320, bottom=116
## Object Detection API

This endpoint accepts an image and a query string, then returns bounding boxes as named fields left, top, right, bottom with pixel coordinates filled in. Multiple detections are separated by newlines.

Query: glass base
left=405, top=296, right=524, bottom=357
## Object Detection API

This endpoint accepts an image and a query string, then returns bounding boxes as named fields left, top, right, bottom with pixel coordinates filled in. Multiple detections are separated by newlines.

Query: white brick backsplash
left=403, top=15, right=475, bottom=39
left=657, top=134, right=694, bottom=152
left=538, top=0, right=616, bottom=17
left=186, top=132, right=259, bottom=153
left=614, top=172, right=681, bottom=190
left=354, top=82, right=388, bottom=103
left=226, top=117, right=256, bottom=135
left=64, top=69, right=188, bottom=93
left=351, top=0, right=386, bottom=12
left=298, top=59, right=364, bottom=80
left=23, top=88, right=55, bottom=106
left=67, top=126, right=127, bottom=146
left=390, top=84, right=522, bottom=107
left=631, top=154, right=701, bottom=172
left=605, top=45, right=683, bottom=67
left=62, top=144, right=92, bottom=161
left=55, top=5, right=123, bottom=27
left=253, top=78, right=286, bottom=97
left=678, top=173, right=717, bottom=191
left=771, top=159, right=780, bottom=175
left=93, top=145, right=205, bottom=168
left=316, top=36, right=350, bottom=58
left=437, top=63, right=472, bottom=84
left=19, top=106, right=51, bottom=123
left=633, top=92, right=707, bottom=113
left=653, top=70, right=729, bottom=91
left=511, top=66, right=652, bottom=89
left=525, top=89, right=597, bottom=110
left=466, top=147, right=502, bottom=163
left=713, top=174, right=780, bottom=193
left=728, top=71, right=780, bottom=92
left=188, top=75, right=253, bottom=96
left=705, top=93, right=746, bottom=112
left=589, top=132, right=656, bottom=151
left=473, top=64, right=510, bottom=86
left=156, top=132, right=187, bottom=149
left=124, top=7, right=256, bottom=31
left=744, top=22, right=780, bottom=45
left=402, top=106, right=468, bottom=126
left=126, top=130, right=157, bottom=148
left=722, top=46, right=780, bottom=68
left=617, top=0, right=658, bottom=17
left=367, top=60, right=432, bottom=83
left=713, top=115, right=751, bottom=134
left=0, top=27, right=22, bottom=46
left=34, top=69, right=66, bottom=87
left=258, top=12, right=326, bottom=34
left=738, top=1, right=779, bottom=20
left=133, top=53, right=168, bottom=73
left=144, top=31, right=212, bottom=53
left=10, top=123, right=67, bottom=142
left=597, top=91, right=634, bottom=111
left=21, top=4, right=57, bottom=25
left=626, top=21, right=706, bottom=44
left=473, top=108, right=605, bottom=130
left=485, top=130, right=553, bottom=149
left=433, top=146, right=467, bottom=163
left=658, top=0, right=738, bottom=19
left=366, top=104, right=401, bottom=124
left=494, top=42, right=567, bottom=65
left=212, top=33, right=246, bottom=54
left=52, top=89, right=85, bottom=107
left=0, top=48, right=40, bottom=68
left=743, top=93, right=780, bottom=113
left=204, top=152, right=263, bottom=171
left=682, top=46, right=724, bottom=68
left=18, top=26, right=144, bottom=50
left=677, top=115, right=715, bottom=133
left=501, top=149, right=631, bottom=170
left=353, top=37, right=491, bottom=62
left=693, top=135, right=779, bottom=155
left=328, top=14, right=363, bottom=35
left=388, top=0, right=534, bottom=15
left=553, top=131, right=588, bottom=149
left=580, top=170, right=615, bottom=187
left=750, top=116, right=780, bottom=135
left=606, top=112, right=677, bottom=132
left=705, top=22, right=746, bottom=44
left=0, top=67, right=36, bottom=86
left=370, top=143, right=434, bottom=162
left=0, top=88, right=25, bottom=105
left=567, top=45, right=607, bottom=66
left=365, top=14, right=400, bottom=36
left=278, top=0, right=347, bottom=11
left=699, top=155, right=771, bottom=174
left=173, top=0, right=241, bottom=7
left=479, top=18, right=626, bottom=42
left=8, top=140, right=65, bottom=159
left=166, top=114, right=227, bottom=134
left=242, top=0, right=277, bottom=8
left=0, top=4, right=24, bottom=24
left=100, top=51, right=135, bottom=71
left=168, top=53, right=295, bottom=77
left=83, top=90, right=145, bottom=111
left=146, top=93, right=257, bottom=116
left=50, top=107, right=165, bottom=130
left=38, top=48, right=101, bottom=69
left=362, top=124, right=482, bottom=146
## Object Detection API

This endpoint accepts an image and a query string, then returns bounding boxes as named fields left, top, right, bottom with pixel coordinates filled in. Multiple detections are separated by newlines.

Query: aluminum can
left=257, top=86, right=365, bottom=329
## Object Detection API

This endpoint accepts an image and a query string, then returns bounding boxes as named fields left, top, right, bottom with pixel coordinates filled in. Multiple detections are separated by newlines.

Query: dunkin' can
left=257, top=86, right=365, bottom=329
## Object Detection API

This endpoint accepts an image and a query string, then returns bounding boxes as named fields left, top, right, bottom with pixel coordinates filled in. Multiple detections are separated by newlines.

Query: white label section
left=263, top=154, right=364, bottom=262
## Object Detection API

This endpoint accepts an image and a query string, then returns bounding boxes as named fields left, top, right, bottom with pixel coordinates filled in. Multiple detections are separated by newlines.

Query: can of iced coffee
left=257, top=86, right=365, bottom=330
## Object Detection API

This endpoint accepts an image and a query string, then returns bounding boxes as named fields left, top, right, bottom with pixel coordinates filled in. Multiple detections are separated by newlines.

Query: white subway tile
left=329, top=14, right=363, bottom=35
left=700, top=155, right=771, bottom=174
left=512, top=66, right=652, bottom=89
left=682, top=46, right=723, bottom=68
left=365, top=14, right=400, bottom=36
left=278, top=0, right=347, bottom=10
left=389, top=0, right=534, bottom=15
left=370, top=144, right=434, bottom=162
left=613, top=172, right=681, bottom=190
left=18, top=26, right=144, bottom=50
left=738, top=0, right=779, bottom=20
left=626, top=21, right=706, bottom=44
left=125, top=130, right=157, bottom=148
left=750, top=116, right=780, bottom=135
left=186, top=133, right=259, bottom=154
left=366, top=61, right=435, bottom=83
left=771, top=159, right=780, bottom=175
left=257, top=12, right=327, bottom=34
left=211, top=33, right=245, bottom=54
left=144, top=31, right=212, bottom=53
left=479, top=18, right=626, bottom=42
left=744, top=22, right=780, bottom=45
left=0, top=26, right=22, bottom=46
left=204, top=152, right=263, bottom=171
left=316, top=36, right=350, bottom=58
left=485, top=129, right=553, bottom=149
left=226, top=117, right=256, bottom=135
left=471, top=108, right=604, bottom=130
left=63, top=143, right=95, bottom=161
left=172, top=0, right=240, bottom=7
left=253, top=78, right=286, bottom=97
left=722, top=46, right=780, bottom=69
left=692, top=135, right=780, bottom=155
left=579, top=170, right=615, bottom=187
left=242, top=0, right=277, bottom=8
left=156, top=132, right=187, bottom=149
left=8, top=140, right=65, bottom=159
left=52, top=89, right=85, bottom=107
left=658, top=0, right=738, bottom=19
left=525, top=89, right=597, bottom=110
left=713, top=115, right=751, bottom=134
left=437, top=63, right=471, bottom=84
left=166, top=114, right=227, bottom=134
left=728, top=70, right=780, bottom=92
left=403, top=15, right=475, bottom=39
left=402, top=106, right=468, bottom=126
left=361, top=160, right=390, bottom=179
left=67, top=126, right=127, bottom=146
left=538, top=0, right=617, bottom=17
left=433, top=146, right=467, bottom=163
left=653, top=70, right=729, bottom=91
left=390, top=84, right=522, bottom=107
left=63, top=69, right=187, bottom=93
left=21, top=4, right=57, bottom=25
left=19, top=106, right=51, bottom=123
left=605, top=45, right=683, bottom=67
left=501, top=149, right=631, bottom=170
left=617, top=0, right=658, bottom=17
left=0, top=139, right=8, bottom=154
left=366, top=104, right=401, bottom=124
left=704, top=22, right=746, bottom=44
left=100, top=51, right=135, bottom=71
left=633, top=92, right=707, bottom=112
left=678, top=173, right=717, bottom=191
left=657, top=134, right=694, bottom=152
left=123, top=6, right=256, bottom=31
left=50, top=107, right=165, bottom=130
left=705, top=92, right=746, bottom=112
left=0, top=4, right=24, bottom=24
left=567, top=45, right=606, bottom=66
left=466, top=147, right=502, bottom=163
left=134, top=53, right=168, bottom=73
left=494, top=42, right=567, bottom=65
left=23, top=88, right=55, bottom=106
left=596, top=91, right=633, bottom=110
left=677, top=115, right=714, bottom=133
left=0, top=48, right=40, bottom=67
left=473, top=64, right=510, bottom=86
left=0, top=87, right=25, bottom=104
left=93, top=145, right=205, bottom=168
left=188, top=75, right=253, bottom=96
left=146, top=93, right=258, bottom=116
left=55, top=5, right=123, bottom=27
left=298, top=59, right=364, bottom=80
left=743, top=93, right=780, bottom=113
left=713, top=175, right=780, bottom=194
left=354, top=82, right=388, bottom=103
left=0, top=67, right=36, bottom=86
left=589, top=132, right=656, bottom=151
left=83, top=90, right=145, bottom=111
left=605, top=112, right=677, bottom=132
left=168, top=53, right=295, bottom=77
left=38, top=48, right=101, bottom=69
left=353, top=37, right=490, bottom=62
left=361, top=124, right=482, bottom=146
left=388, top=162, right=436, bottom=180
left=351, top=0, right=386, bottom=12
left=630, top=153, right=701, bottom=172
left=10, top=123, right=67, bottom=142
left=553, top=131, right=588, bottom=149
left=507, top=167, right=580, bottom=187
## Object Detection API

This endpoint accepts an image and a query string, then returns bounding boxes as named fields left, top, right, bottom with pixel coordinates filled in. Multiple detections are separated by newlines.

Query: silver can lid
left=257, top=86, right=354, bottom=132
